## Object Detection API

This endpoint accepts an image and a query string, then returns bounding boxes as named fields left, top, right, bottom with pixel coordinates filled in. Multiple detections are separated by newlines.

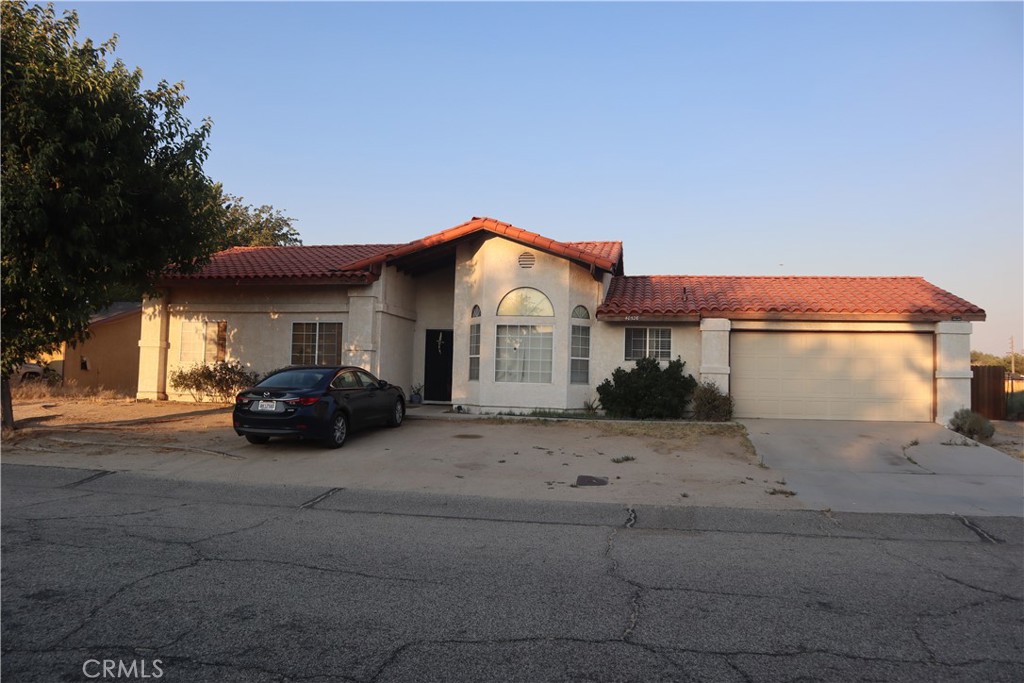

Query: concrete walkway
left=742, top=419, right=1024, bottom=517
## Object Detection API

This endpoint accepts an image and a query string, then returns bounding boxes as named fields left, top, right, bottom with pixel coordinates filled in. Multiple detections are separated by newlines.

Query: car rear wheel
left=324, top=413, right=348, bottom=449
left=245, top=434, right=270, bottom=445
left=388, top=399, right=404, bottom=427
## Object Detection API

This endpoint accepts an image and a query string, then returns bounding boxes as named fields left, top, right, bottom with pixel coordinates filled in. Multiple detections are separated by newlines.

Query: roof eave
left=158, top=272, right=379, bottom=287
left=595, top=310, right=986, bottom=323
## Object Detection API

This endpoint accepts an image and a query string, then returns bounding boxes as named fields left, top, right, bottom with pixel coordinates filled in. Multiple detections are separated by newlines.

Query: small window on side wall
left=571, top=305, right=590, bottom=319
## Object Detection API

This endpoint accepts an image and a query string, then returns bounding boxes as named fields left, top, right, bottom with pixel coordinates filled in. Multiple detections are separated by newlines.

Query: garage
left=731, top=331, right=934, bottom=422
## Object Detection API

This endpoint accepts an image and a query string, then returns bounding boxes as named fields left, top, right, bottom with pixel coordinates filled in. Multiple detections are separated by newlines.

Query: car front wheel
left=324, top=413, right=348, bottom=449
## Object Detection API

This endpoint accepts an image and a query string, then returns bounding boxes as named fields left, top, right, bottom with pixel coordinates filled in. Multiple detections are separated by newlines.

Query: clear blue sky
left=59, top=1, right=1022, bottom=354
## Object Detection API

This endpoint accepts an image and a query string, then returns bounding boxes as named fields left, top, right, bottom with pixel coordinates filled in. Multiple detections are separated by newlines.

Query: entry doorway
left=424, top=329, right=453, bottom=402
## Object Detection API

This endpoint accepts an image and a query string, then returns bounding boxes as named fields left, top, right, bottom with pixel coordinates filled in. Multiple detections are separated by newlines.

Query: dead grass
left=593, top=421, right=755, bottom=456
left=10, top=381, right=131, bottom=402
left=990, top=421, right=1023, bottom=461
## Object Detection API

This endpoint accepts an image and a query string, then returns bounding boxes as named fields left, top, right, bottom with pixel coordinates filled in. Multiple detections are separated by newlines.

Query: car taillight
left=287, top=397, right=320, bottom=406
left=235, top=395, right=248, bottom=404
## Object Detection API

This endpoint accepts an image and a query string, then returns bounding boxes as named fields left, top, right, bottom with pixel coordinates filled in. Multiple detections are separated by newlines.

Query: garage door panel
left=732, top=332, right=933, bottom=422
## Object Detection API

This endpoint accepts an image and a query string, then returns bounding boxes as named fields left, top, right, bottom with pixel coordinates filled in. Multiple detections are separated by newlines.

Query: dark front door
left=424, top=329, right=453, bottom=402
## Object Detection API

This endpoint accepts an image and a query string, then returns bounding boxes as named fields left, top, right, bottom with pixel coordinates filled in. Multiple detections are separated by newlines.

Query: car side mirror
left=378, top=380, right=388, bottom=389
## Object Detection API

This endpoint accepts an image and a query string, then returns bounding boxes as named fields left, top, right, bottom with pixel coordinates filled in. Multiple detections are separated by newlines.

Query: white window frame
left=495, top=324, right=553, bottom=384
left=625, top=327, right=671, bottom=361
left=570, top=324, right=590, bottom=384
left=291, top=322, right=343, bottom=366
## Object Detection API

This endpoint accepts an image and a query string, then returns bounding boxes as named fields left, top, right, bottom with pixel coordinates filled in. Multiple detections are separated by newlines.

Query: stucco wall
left=451, top=236, right=606, bottom=412
left=378, top=268, right=418, bottom=393
left=151, top=285, right=354, bottom=400
left=591, top=321, right=703, bottom=394
left=63, top=313, right=142, bottom=395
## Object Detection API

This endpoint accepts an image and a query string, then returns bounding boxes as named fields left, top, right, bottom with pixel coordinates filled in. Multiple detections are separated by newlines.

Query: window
left=570, top=325, right=590, bottom=384
left=469, top=323, right=481, bottom=381
left=291, top=322, right=343, bottom=365
left=571, top=305, right=590, bottom=319
left=497, top=288, right=554, bottom=316
left=625, top=327, right=671, bottom=361
left=330, top=370, right=360, bottom=389
left=180, top=320, right=227, bottom=364
left=495, top=325, right=553, bottom=383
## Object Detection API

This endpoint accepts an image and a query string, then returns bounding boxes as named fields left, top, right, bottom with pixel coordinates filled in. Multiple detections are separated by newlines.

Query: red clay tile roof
left=342, top=217, right=623, bottom=274
left=597, top=276, right=986, bottom=322
left=164, top=218, right=622, bottom=284
left=161, top=244, right=398, bottom=284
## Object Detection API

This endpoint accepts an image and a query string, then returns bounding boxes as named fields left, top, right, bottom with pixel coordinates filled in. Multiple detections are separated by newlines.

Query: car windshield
left=257, top=369, right=334, bottom=389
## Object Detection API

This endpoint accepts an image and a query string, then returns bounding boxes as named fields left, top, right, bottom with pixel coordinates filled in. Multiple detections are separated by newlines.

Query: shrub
left=596, top=356, right=697, bottom=419
left=170, top=361, right=259, bottom=402
left=947, top=408, right=995, bottom=441
left=692, top=380, right=734, bottom=421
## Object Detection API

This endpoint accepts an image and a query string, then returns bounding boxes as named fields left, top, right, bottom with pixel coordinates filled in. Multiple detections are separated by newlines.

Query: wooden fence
left=971, top=365, right=1006, bottom=420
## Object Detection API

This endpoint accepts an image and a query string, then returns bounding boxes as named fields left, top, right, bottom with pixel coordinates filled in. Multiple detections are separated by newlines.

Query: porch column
left=346, top=294, right=379, bottom=374
left=935, top=321, right=974, bottom=426
left=700, top=318, right=731, bottom=392
left=136, top=293, right=170, bottom=400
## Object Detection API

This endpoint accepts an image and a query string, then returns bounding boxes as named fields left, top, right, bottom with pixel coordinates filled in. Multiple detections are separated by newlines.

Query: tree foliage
left=971, top=350, right=1024, bottom=374
left=213, top=187, right=302, bottom=250
left=1, top=1, right=225, bottom=424
left=596, top=357, right=697, bottom=420
left=1, top=2, right=222, bottom=367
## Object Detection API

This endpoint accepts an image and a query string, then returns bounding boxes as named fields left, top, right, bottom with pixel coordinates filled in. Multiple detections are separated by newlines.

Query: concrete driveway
left=741, top=419, right=1024, bottom=517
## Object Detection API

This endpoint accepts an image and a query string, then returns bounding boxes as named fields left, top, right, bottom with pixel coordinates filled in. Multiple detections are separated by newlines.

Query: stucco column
left=935, top=321, right=974, bottom=426
left=699, top=318, right=731, bottom=392
left=136, top=293, right=170, bottom=401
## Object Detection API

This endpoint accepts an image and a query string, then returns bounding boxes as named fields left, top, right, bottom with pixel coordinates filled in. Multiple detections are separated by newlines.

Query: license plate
left=256, top=400, right=277, bottom=412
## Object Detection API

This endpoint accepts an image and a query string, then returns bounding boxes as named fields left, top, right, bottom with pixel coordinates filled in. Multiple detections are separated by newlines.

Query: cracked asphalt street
left=2, top=463, right=1022, bottom=682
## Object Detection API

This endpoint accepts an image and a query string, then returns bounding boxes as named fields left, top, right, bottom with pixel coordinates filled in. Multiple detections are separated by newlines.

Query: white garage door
left=731, top=332, right=933, bottom=422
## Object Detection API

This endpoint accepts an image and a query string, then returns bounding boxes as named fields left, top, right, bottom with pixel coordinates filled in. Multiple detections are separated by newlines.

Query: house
left=48, top=302, right=143, bottom=394
left=137, top=217, right=985, bottom=425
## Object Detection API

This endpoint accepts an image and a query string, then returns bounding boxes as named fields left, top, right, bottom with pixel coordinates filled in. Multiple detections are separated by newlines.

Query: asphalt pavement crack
left=62, top=470, right=116, bottom=488
left=299, top=487, right=343, bottom=509
left=956, top=514, right=1005, bottom=544
left=202, top=556, right=437, bottom=584
left=12, top=502, right=191, bottom=522
left=880, top=545, right=1023, bottom=603
left=56, top=557, right=203, bottom=648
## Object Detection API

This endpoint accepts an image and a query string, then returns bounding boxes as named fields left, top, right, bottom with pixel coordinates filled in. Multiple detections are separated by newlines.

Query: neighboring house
left=138, top=217, right=984, bottom=425
left=48, top=302, right=143, bottom=394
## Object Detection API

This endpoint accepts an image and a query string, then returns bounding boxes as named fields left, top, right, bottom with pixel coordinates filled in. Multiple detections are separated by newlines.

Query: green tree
left=213, top=186, right=302, bottom=249
left=971, top=350, right=1024, bottom=373
left=1, top=2, right=223, bottom=427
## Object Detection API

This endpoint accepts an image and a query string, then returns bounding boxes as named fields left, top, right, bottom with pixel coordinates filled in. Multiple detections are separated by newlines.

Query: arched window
left=471, top=305, right=481, bottom=318
left=495, top=289, right=553, bottom=383
left=496, top=288, right=554, bottom=317
left=571, top=305, right=590, bottom=319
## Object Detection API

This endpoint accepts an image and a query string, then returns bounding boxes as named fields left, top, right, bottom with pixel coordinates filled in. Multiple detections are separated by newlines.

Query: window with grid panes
left=624, top=327, right=671, bottom=361
left=291, top=322, right=343, bottom=365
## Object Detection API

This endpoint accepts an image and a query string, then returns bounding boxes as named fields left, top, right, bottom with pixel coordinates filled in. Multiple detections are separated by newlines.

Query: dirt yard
left=2, top=397, right=804, bottom=510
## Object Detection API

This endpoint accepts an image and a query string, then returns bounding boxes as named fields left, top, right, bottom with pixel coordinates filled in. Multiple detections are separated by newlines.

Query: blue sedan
left=233, top=366, right=405, bottom=448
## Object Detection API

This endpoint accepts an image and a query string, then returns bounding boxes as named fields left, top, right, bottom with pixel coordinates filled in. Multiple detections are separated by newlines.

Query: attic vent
left=518, top=252, right=536, bottom=269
